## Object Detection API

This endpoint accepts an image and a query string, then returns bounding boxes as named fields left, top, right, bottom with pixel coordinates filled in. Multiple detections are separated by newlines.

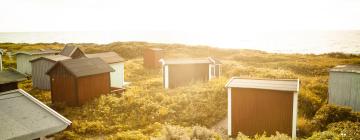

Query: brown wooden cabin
left=225, top=78, right=299, bottom=139
left=59, top=44, right=86, bottom=59
left=143, top=48, right=163, bottom=68
left=46, top=58, right=114, bottom=106
left=160, top=57, right=221, bottom=89
left=0, top=68, right=27, bottom=92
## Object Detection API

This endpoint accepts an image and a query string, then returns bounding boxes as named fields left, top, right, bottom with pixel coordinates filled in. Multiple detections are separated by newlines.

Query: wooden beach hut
left=225, top=78, right=299, bottom=138
left=14, top=49, right=58, bottom=74
left=0, top=89, right=71, bottom=140
left=30, top=55, right=71, bottom=90
left=86, top=52, right=125, bottom=88
left=160, top=57, right=221, bottom=89
left=59, top=44, right=86, bottom=59
left=144, top=48, right=163, bottom=68
left=47, top=58, right=114, bottom=106
left=329, top=65, right=360, bottom=111
left=0, top=68, right=27, bottom=92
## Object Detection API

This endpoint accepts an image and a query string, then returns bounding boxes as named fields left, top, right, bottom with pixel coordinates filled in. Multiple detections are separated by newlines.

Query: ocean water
left=0, top=30, right=359, bottom=54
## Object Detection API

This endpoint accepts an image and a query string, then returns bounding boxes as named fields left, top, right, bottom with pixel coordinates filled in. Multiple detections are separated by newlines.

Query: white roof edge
left=14, top=89, right=72, bottom=125
left=208, top=57, right=215, bottom=64
left=225, top=77, right=300, bottom=92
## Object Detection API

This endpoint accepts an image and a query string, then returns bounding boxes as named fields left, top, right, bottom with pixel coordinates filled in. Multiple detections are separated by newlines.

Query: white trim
left=0, top=54, right=2, bottom=71
left=164, top=65, right=169, bottom=89
left=227, top=88, right=232, bottom=136
left=292, top=79, right=300, bottom=139
left=209, top=64, right=212, bottom=80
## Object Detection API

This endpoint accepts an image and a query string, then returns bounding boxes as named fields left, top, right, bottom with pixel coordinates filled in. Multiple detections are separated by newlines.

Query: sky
left=1, top=0, right=360, bottom=32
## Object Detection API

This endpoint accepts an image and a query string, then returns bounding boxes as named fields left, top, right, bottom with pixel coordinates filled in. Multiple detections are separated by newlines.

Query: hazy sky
left=1, top=0, right=360, bottom=32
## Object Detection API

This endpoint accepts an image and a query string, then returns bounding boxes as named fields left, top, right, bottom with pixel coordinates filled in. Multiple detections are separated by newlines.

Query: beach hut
left=0, top=49, right=3, bottom=71
left=0, top=68, right=27, bottom=92
left=59, top=44, right=86, bottom=59
left=160, top=57, right=221, bottom=89
left=30, top=55, right=71, bottom=90
left=47, top=58, right=114, bottom=106
left=14, top=49, right=58, bottom=74
left=0, top=89, right=71, bottom=140
left=144, top=48, right=163, bottom=68
left=225, top=78, right=299, bottom=138
left=329, top=65, right=360, bottom=111
left=86, top=52, right=125, bottom=88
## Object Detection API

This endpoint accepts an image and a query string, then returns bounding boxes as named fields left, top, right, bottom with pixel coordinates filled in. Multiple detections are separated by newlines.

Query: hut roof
left=160, top=57, right=221, bottom=65
left=147, top=48, right=163, bottom=51
left=30, top=55, right=71, bottom=63
left=225, top=77, right=299, bottom=92
left=86, top=52, right=125, bottom=64
left=0, top=68, right=27, bottom=84
left=47, top=58, right=114, bottom=77
left=59, top=44, right=84, bottom=57
left=14, top=49, right=59, bottom=55
left=0, top=89, right=71, bottom=140
left=330, top=65, right=360, bottom=74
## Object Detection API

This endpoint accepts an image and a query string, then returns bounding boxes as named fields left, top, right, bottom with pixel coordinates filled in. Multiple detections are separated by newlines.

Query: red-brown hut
left=46, top=58, right=114, bottom=106
left=143, top=48, right=163, bottom=68
left=225, top=78, right=299, bottom=138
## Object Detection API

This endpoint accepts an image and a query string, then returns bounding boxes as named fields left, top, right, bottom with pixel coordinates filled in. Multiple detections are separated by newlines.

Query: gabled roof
left=86, top=52, right=125, bottom=64
left=14, top=49, right=59, bottom=55
left=0, top=89, right=71, bottom=140
left=47, top=58, right=115, bottom=78
left=160, top=57, right=221, bottom=65
left=147, top=48, right=163, bottom=51
left=0, top=68, right=27, bottom=84
left=59, top=44, right=84, bottom=57
left=225, top=77, right=299, bottom=92
left=30, top=55, right=71, bottom=63
left=330, top=65, right=360, bottom=74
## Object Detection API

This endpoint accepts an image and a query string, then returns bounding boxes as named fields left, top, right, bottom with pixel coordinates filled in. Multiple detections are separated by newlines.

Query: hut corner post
left=164, top=65, right=169, bottom=89
left=227, top=87, right=232, bottom=136
left=292, top=79, right=300, bottom=139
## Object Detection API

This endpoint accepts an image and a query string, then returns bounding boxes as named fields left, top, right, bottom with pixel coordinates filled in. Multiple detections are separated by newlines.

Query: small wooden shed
left=14, top=49, right=59, bottom=74
left=30, top=55, right=71, bottom=90
left=160, top=57, right=221, bottom=89
left=47, top=58, right=114, bottom=106
left=225, top=78, right=299, bottom=138
left=329, top=65, right=360, bottom=111
left=59, top=44, right=86, bottom=59
left=0, top=68, right=27, bottom=92
left=86, top=52, right=125, bottom=88
left=144, top=48, right=163, bottom=68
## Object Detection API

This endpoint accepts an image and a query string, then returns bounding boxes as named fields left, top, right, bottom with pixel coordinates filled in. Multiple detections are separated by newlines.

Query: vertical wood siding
left=329, top=72, right=360, bottom=111
left=144, top=49, right=163, bottom=68
left=231, top=88, right=293, bottom=137
left=168, top=64, right=209, bottom=88
left=110, top=63, right=124, bottom=88
left=31, top=60, right=55, bottom=90
left=49, top=65, right=78, bottom=106
left=17, top=54, right=54, bottom=74
left=77, top=73, right=110, bottom=105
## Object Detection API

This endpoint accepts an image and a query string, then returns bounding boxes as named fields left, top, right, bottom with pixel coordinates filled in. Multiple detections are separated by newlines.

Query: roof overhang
left=225, top=77, right=300, bottom=92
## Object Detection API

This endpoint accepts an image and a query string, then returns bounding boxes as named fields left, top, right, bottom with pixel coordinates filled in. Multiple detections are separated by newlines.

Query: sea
left=0, top=30, right=360, bottom=54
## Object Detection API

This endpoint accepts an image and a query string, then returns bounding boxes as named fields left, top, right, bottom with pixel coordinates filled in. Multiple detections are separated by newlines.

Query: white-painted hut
left=86, top=52, right=125, bottom=88
left=14, top=49, right=58, bottom=74
left=30, top=55, right=71, bottom=90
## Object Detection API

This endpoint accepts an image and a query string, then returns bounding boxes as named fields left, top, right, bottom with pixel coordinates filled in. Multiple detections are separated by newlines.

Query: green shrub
left=306, top=131, right=340, bottom=140
left=327, top=121, right=360, bottom=139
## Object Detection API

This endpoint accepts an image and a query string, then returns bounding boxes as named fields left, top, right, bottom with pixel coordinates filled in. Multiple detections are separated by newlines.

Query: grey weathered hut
left=0, top=89, right=71, bottom=140
left=0, top=68, right=27, bottom=92
left=59, top=44, right=86, bottom=59
left=47, top=58, right=114, bottom=106
left=30, top=55, right=71, bottom=89
left=329, top=65, right=360, bottom=111
left=14, top=49, right=59, bottom=74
